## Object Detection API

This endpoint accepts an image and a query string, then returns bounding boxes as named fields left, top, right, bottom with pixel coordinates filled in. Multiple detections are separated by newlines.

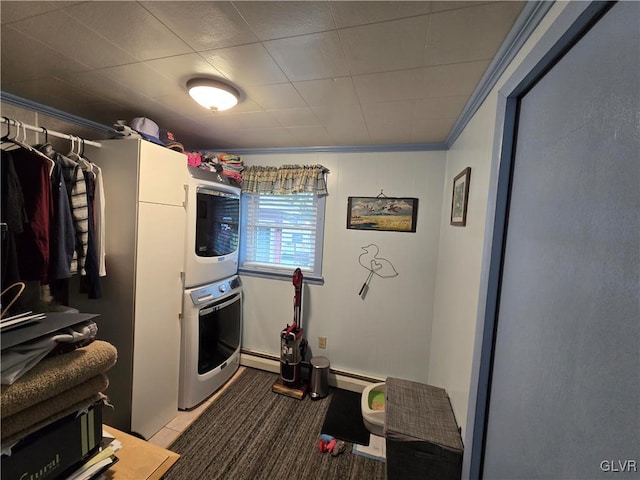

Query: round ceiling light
left=187, top=78, right=240, bottom=112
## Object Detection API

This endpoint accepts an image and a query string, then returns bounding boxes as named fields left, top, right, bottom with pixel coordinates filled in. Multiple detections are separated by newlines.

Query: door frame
left=465, top=2, right=616, bottom=478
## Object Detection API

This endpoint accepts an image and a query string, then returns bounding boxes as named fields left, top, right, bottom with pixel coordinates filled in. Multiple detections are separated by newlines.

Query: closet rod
left=1, top=117, right=102, bottom=148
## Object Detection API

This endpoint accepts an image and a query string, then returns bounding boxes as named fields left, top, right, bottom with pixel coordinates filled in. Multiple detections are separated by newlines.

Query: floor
left=147, top=366, right=387, bottom=463
left=147, top=366, right=246, bottom=449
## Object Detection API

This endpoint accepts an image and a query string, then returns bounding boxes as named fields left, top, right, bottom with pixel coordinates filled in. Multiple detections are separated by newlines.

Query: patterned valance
left=241, top=164, right=329, bottom=195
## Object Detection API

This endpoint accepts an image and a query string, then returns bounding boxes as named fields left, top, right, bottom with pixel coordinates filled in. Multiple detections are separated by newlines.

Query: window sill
left=238, top=268, right=324, bottom=285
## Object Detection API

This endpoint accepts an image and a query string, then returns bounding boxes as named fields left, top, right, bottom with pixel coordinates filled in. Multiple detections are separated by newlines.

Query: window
left=240, top=192, right=325, bottom=281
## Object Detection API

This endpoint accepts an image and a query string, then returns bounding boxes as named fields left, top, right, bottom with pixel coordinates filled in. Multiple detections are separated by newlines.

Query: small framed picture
left=347, top=196, right=418, bottom=232
left=450, top=167, right=471, bottom=226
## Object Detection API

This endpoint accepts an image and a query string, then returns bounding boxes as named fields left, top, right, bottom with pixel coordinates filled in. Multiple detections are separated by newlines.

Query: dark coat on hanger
left=2, top=147, right=53, bottom=283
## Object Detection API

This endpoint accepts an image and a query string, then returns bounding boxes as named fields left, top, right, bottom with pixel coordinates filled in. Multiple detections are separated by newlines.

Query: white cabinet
left=70, top=139, right=186, bottom=439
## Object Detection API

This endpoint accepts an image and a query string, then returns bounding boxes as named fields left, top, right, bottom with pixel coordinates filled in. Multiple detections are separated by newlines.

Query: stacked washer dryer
left=179, top=166, right=242, bottom=410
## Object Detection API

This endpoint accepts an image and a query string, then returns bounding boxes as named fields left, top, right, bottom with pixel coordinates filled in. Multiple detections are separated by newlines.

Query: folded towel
left=1, top=340, right=117, bottom=418
left=1, top=396, right=103, bottom=450
left=1, top=374, right=108, bottom=442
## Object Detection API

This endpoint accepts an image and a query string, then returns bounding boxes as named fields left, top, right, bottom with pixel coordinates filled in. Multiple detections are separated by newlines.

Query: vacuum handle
left=292, top=267, right=303, bottom=328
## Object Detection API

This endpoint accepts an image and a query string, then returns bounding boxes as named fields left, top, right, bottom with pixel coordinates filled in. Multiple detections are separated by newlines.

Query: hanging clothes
left=1, top=150, right=28, bottom=289
left=1, top=120, right=106, bottom=309
left=47, top=155, right=75, bottom=281
left=2, top=147, right=54, bottom=283
left=93, top=163, right=106, bottom=277
left=69, top=150, right=106, bottom=277
left=78, top=169, right=102, bottom=299
left=39, top=144, right=89, bottom=276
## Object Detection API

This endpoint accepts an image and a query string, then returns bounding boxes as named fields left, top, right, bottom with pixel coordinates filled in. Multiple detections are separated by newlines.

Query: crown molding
left=446, top=1, right=554, bottom=149
left=0, top=91, right=116, bottom=135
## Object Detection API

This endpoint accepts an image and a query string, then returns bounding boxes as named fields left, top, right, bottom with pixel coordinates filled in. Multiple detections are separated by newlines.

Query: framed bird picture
left=347, top=196, right=418, bottom=232
left=450, top=167, right=471, bottom=226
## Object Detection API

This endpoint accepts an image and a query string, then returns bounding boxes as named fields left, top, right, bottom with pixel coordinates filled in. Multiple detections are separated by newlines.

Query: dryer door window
left=195, top=188, right=239, bottom=257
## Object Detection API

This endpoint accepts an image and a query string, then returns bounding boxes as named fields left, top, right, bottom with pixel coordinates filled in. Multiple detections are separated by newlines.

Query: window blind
left=240, top=192, right=324, bottom=277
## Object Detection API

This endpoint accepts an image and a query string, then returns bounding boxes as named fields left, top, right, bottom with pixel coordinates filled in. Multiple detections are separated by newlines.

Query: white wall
left=240, top=150, right=445, bottom=383
left=427, top=1, right=570, bottom=439
left=429, top=100, right=496, bottom=435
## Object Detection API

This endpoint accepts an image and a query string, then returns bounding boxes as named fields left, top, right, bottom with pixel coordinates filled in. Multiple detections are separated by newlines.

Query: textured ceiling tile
left=264, top=31, right=349, bottom=82
left=98, top=63, right=181, bottom=98
left=243, top=83, right=307, bottom=110
left=361, top=99, right=415, bottom=123
left=135, top=97, right=195, bottom=124
left=64, top=1, right=192, bottom=61
left=413, top=95, right=470, bottom=120
left=339, top=15, right=430, bottom=75
left=420, top=60, right=490, bottom=98
left=4, top=77, right=96, bottom=108
left=430, top=1, right=493, bottom=13
left=141, top=1, right=257, bottom=51
left=325, top=117, right=372, bottom=145
left=1, top=25, right=88, bottom=84
left=0, top=1, right=81, bottom=24
left=324, top=120, right=371, bottom=146
left=365, top=117, right=414, bottom=144
left=233, top=1, right=336, bottom=40
left=9, top=9, right=137, bottom=69
left=311, top=103, right=366, bottom=129
left=311, top=103, right=371, bottom=144
left=144, top=53, right=226, bottom=89
left=58, top=69, right=147, bottom=107
left=230, top=127, right=294, bottom=148
left=200, top=43, right=288, bottom=87
left=146, top=91, right=215, bottom=119
left=410, top=116, right=455, bottom=143
left=353, top=69, right=424, bottom=104
left=361, top=100, right=415, bottom=144
left=202, top=111, right=281, bottom=130
left=270, top=108, right=321, bottom=128
left=70, top=100, right=133, bottom=127
left=284, top=125, right=333, bottom=146
left=424, top=2, right=525, bottom=66
left=329, top=1, right=431, bottom=29
left=293, top=77, right=359, bottom=107
left=217, top=97, right=264, bottom=114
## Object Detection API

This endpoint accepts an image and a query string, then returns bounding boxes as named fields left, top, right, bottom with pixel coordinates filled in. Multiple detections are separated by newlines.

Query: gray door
left=483, top=2, right=639, bottom=479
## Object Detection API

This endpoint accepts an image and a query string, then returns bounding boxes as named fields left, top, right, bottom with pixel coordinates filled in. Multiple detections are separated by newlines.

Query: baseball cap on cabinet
left=160, top=129, right=185, bottom=153
left=130, top=117, right=164, bottom=146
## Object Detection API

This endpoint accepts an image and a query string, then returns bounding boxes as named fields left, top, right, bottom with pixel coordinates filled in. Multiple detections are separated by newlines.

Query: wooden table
left=102, top=426, right=180, bottom=480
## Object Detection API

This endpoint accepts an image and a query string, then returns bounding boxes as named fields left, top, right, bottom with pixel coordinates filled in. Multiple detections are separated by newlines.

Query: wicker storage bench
left=384, top=377, right=464, bottom=480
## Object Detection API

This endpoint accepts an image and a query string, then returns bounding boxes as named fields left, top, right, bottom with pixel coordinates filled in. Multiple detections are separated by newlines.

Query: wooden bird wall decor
left=357, top=244, right=398, bottom=299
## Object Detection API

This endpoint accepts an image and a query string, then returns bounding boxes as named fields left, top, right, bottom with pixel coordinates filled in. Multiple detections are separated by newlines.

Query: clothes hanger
left=1, top=117, right=12, bottom=142
left=80, top=138, right=97, bottom=176
left=17, top=121, right=57, bottom=172
left=1, top=117, right=17, bottom=149
left=4, top=119, right=56, bottom=173
left=6, top=120, right=33, bottom=152
left=70, top=136, right=96, bottom=177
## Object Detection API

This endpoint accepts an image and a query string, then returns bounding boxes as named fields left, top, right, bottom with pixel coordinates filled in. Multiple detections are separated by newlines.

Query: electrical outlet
left=318, top=336, right=327, bottom=349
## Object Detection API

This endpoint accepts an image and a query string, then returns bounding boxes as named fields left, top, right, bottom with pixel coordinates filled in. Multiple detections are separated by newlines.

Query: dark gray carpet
left=165, top=368, right=385, bottom=480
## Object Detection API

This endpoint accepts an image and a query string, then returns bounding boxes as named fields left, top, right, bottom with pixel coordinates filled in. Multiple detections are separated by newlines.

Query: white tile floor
left=147, top=366, right=246, bottom=449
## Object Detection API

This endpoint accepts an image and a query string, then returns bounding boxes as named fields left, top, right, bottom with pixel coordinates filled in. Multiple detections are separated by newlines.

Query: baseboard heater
left=240, top=348, right=384, bottom=393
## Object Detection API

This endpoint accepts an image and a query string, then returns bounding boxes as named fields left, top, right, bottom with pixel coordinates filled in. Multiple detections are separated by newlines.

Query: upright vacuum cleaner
left=272, top=268, right=308, bottom=399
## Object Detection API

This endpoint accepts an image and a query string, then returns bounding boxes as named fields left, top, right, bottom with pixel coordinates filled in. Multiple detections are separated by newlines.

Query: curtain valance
left=241, top=164, right=329, bottom=195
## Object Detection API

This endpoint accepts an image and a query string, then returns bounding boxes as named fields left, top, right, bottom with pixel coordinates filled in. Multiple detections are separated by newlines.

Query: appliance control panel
left=189, top=275, right=242, bottom=305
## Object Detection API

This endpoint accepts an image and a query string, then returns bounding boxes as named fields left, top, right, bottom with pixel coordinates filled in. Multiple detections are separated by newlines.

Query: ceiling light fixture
left=187, top=78, right=240, bottom=112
